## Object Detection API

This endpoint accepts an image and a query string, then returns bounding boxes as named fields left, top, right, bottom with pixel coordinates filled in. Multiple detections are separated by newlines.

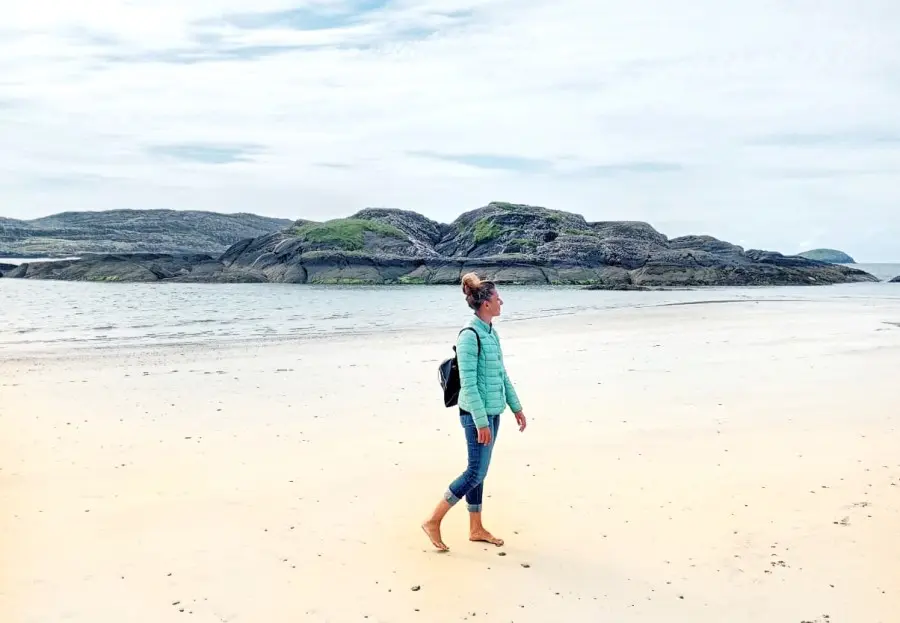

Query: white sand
left=2, top=298, right=899, bottom=622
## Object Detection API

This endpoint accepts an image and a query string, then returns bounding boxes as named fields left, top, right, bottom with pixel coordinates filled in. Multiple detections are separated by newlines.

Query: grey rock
left=0, top=209, right=290, bottom=257
left=4, top=202, right=880, bottom=287
left=8, top=253, right=220, bottom=282
left=890, top=275, right=900, bottom=283
left=435, top=202, right=588, bottom=258
left=352, top=208, right=446, bottom=257
left=583, top=282, right=652, bottom=291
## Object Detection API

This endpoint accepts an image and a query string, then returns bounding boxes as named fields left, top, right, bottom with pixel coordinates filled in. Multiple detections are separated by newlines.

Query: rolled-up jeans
left=444, top=410, right=500, bottom=513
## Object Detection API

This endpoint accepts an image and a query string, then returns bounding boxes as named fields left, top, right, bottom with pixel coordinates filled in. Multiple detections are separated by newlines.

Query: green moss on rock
left=505, top=238, right=538, bottom=253
left=291, top=218, right=406, bottom=251
left=473, top=218, right=502, bottom=244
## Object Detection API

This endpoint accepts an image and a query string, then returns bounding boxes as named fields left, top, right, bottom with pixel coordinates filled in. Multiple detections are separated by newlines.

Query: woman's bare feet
left=468, top=511, right=504, bottom=547
left=469, top=529, right=504, bottom=547
left=421, top=521, right=450, bottom=552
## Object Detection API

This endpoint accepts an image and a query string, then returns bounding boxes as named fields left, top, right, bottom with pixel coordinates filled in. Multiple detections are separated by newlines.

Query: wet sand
left=2, top=298, right=899, bottom=622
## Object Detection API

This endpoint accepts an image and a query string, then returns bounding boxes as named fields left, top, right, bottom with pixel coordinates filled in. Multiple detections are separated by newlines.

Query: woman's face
left=482, top=288, right=503, bottom=317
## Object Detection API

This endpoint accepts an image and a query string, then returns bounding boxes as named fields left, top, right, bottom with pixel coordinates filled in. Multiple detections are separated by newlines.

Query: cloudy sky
left=2, top=0, right=899, bottom=260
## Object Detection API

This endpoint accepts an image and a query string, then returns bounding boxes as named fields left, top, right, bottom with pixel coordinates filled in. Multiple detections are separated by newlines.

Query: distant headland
left=797, top=249, right=855, bottom=264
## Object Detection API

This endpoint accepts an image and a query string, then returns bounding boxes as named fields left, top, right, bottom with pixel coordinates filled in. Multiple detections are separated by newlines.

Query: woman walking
left=422, top=272, right=527, bottom=552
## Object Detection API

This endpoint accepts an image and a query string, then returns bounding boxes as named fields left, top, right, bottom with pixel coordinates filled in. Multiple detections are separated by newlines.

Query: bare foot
left=421, top=521, right=449, bottom=552
left=469, top=529, right=504, bottom=547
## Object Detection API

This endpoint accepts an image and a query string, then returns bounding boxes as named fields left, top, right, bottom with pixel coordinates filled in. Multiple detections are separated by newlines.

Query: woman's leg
left=464, top=413, right=499, bottom=511
left=421, top=498, right=452, bottom=551
left=422, top=413, right=493, bottom=551
left=467, top=414, right=503, bottom=546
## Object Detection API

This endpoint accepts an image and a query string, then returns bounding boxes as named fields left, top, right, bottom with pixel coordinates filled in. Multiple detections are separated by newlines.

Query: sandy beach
left=2, top=297, right=899, bottom=623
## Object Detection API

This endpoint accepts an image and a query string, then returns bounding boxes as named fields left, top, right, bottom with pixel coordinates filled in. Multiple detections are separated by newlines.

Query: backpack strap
left=457, top=326, right=481, bottom=355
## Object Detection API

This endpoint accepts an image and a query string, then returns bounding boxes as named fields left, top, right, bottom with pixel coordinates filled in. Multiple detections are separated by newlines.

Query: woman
left=421, top=272, right=527, bottom=552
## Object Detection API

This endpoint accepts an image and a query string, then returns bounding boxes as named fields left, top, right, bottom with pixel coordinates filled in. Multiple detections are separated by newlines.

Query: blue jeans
left=444, top=411, right=500, bottom=513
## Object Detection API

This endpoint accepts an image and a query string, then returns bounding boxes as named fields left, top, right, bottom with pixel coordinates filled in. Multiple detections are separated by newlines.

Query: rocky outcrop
left=797, top=248, right=855, bottom=264
left=0, top=209, right=291, bottom=257
left=2, top=253, right=266, bottom=283
left=6, top=202, right=880, bottom=287
left=890, top=275, right=900, bottom=283
left=0, top=262, right=15, bottom=277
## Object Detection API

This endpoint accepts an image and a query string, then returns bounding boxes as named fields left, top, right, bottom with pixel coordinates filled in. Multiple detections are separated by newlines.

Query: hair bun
left=461, top=272, right=482, bottom=296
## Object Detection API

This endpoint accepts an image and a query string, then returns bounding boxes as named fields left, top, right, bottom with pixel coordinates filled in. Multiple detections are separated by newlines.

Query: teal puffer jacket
left=456, top=315, right=522, bottom=429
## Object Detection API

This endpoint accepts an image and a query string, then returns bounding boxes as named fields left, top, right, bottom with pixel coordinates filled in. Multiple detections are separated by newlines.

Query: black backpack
left=438, top=327, right=482, bottom=408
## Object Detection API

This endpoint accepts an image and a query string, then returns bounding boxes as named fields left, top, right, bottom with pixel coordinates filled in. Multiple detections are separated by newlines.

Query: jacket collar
left=471, top=314, right=493, bottom=334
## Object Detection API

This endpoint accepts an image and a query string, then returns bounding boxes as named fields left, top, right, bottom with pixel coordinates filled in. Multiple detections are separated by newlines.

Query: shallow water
left=2, top=264, right=899, bottom=353
left=849, top=262, right=900, bottom=281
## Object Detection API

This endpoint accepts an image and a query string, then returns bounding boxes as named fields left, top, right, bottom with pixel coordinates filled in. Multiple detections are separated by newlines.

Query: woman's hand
left=515, top=410, right=527, bottom=432
left=477, top=426, right=493, bottom=445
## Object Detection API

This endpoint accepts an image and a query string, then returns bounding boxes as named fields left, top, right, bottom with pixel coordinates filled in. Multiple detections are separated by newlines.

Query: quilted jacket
left=456, top=315, right=522, bottom=429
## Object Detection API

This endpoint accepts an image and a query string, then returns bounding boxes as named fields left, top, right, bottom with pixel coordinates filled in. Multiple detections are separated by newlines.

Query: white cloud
left=2, top=0, right=900, bottom=260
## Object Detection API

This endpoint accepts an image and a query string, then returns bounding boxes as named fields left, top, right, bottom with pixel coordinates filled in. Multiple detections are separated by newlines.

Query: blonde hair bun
left=461, top=272, right=496, bottom=310
left=461, top=272, right=482, bottom=296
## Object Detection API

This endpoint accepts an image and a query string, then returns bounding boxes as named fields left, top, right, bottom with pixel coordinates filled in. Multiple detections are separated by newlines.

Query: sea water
left=1, top=262, right=898, bottom=353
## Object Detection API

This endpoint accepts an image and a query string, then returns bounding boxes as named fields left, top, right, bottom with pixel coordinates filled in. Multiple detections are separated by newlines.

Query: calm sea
left=1, top=263, right=898, bottom=354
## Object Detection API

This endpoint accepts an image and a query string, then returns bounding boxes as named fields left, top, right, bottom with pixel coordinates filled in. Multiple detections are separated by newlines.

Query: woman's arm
left=457, top=329, right=489, bottom=429
left=502, top=367, right=522, bottom=414
left=497, top=333, right=523, bottom=413
left=503, top=364, right=527, bottom=432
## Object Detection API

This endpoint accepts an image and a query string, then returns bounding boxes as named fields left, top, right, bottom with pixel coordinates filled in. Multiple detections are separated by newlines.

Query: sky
left=2, top=0, right=900, bottom=261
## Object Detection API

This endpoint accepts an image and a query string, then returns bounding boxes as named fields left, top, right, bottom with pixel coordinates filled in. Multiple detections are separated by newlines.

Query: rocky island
left=797, top=248, right=856, bottom=264
left=2, top=202, right=879, bottom=287
left=0, top=209, right=291, bottom=257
